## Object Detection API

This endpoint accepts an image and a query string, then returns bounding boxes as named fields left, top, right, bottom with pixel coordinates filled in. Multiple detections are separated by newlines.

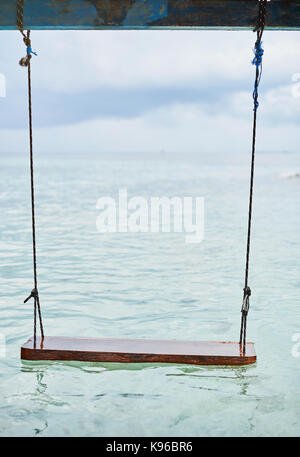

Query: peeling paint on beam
left=1, top=0, right=300, bottom=31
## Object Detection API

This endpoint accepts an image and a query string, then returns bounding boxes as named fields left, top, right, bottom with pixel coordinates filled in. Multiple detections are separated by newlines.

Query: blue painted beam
left=1, top=0, right=300, bottom=30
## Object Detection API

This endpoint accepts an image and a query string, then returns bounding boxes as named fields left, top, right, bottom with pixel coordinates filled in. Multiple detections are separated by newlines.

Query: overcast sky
left=0, top=29, right=300, bottom=155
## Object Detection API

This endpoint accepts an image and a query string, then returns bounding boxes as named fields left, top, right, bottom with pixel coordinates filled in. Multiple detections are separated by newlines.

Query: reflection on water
left=1, top=152, right=300, bottom=436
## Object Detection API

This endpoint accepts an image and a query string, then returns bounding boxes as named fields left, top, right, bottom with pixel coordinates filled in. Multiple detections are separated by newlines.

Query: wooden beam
left=21, top=336, right=257, bottom=365
left=1, top=0, right=300, bottom=31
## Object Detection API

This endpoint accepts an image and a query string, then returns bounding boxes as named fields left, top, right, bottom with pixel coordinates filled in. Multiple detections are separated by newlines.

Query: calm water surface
left=0, top=151, right=299, bottom=436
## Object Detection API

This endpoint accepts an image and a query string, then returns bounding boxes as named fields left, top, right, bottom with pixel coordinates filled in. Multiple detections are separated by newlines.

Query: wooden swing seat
left=21, top=336, right=256, bottom=366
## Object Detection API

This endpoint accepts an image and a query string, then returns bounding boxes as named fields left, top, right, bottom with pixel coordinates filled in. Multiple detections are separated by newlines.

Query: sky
left=0, top=29, right=300, bottom=155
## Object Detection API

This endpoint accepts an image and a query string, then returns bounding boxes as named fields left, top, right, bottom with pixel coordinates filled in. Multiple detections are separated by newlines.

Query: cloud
left=1, top=102, right=299, bottom=156
left=1, top=30, right=300, bottom=154
left=0, top=84, right=249, bottom=129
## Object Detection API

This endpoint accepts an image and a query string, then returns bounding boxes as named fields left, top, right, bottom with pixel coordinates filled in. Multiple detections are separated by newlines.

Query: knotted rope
left=239, top=0, right=268, bottom=355
left=252, top=40, right=264, bottom=111
left=19, top=40, right=38, bottom=68
left=17, top=0, right=44, bottom=347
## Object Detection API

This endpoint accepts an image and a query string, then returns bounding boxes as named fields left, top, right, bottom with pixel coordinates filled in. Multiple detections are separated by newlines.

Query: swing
left=18, top=0, right=269, bottom=366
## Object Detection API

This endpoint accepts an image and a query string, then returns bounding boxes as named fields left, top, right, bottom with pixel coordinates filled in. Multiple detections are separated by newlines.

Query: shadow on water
left=21, top=359, right=181, bottom=373
left=21, top=359, right=257, bottom=373
left=21, top=359, right=257, bottom=397
left=166, top=364, right=257, bottom=395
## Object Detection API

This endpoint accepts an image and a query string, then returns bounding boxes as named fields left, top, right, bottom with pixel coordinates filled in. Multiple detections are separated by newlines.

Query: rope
left=239, top=0, right=268, bottom=355
left=17, top=0, right=44, bottom=347
left=252, top=41, right=264, bottom=111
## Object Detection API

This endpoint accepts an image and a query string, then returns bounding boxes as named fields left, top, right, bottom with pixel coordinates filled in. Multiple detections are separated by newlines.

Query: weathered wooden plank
left=0, top=0, right=300, bottom=30
left=21, top=336, right=257, bottom=365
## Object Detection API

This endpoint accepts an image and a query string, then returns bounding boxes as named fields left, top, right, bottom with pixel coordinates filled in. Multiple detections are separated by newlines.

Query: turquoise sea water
left=0, top=150, right=300, bottom=436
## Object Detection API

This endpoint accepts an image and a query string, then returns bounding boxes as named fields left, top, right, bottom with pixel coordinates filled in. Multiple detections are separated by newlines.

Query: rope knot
left=252, top=41, right=264, bottom=68
left=252, top=40, right=264, bottom=111
left=24, top=288, right=38, bottom=303
left=19, top=55, right=31, bottom=67
left=241, top=286, right=251, bottom=314
left=244, top=286, right=251, bottom=297
left=19, top=32, right=37, bottom=67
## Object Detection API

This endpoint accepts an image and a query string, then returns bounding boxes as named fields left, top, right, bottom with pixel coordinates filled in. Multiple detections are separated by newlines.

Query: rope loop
left=24, top=288, right=38, bottom=304
left=19, top=31, right=37, bottom=67
left=254, top=0, right=269, bottom=34
left=17, top=0, right=38, bottom=67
